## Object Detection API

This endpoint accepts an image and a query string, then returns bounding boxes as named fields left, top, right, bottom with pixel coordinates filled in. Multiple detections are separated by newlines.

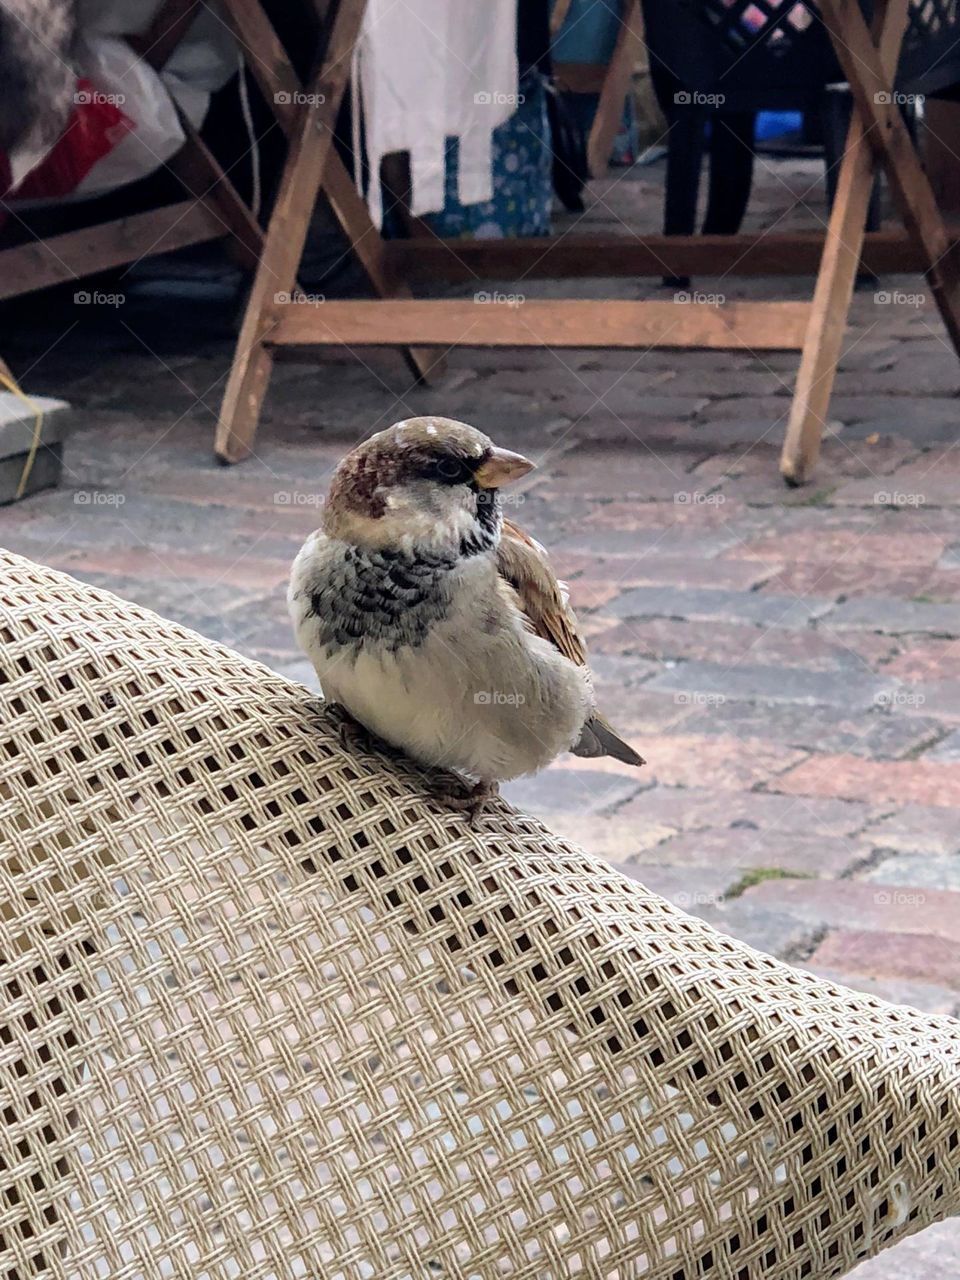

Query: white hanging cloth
left=353, top=0, right=519, bottom=228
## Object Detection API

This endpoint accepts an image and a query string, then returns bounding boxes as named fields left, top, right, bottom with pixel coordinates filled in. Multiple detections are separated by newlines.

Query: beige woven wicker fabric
left=0, top=547, right=958, bottom=1280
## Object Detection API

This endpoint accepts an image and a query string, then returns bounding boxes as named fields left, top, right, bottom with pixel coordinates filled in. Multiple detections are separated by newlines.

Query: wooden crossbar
left=0, top=202, right=223, bottom=301
left=386, top=230, right=943, bottom=281
left=265, top=298, right=811, bottom=351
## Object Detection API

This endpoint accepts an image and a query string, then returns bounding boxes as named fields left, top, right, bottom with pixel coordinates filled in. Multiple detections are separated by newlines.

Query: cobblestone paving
left=3, top=154, right=960, bottom=1275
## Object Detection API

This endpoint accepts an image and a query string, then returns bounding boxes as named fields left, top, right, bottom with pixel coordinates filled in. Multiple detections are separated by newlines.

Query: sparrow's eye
left=428, top=455, right=475, bottom=485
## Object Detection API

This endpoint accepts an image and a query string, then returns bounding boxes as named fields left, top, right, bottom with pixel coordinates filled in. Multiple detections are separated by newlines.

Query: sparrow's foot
left=326, top=702, right=371, bottom=753
left=429, top=776, right=500, bottom=825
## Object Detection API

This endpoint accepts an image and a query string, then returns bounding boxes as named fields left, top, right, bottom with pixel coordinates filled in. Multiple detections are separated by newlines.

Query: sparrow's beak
left=473, top=447, right=536, bottom=489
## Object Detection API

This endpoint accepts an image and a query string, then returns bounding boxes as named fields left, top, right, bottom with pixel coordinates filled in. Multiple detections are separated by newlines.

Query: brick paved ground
left=3, top=154, right=960, bottom=1274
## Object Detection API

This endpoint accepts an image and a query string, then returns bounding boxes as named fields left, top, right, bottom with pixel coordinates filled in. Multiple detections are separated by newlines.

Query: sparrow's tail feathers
left=573, top=712, right=645, bottom=766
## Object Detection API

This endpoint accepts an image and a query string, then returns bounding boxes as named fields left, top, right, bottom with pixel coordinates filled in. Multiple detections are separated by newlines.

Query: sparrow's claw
left=465, top=779, right=499, bottom=825
left=326, top=702, right=371, bottom=753
left=428, top=776, right=500, bottom=825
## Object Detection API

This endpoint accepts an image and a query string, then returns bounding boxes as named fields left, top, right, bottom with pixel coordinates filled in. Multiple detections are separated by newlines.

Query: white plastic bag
left=71, top=34, right=184, bottom=196
left=71, top=0, right=237, bottom=197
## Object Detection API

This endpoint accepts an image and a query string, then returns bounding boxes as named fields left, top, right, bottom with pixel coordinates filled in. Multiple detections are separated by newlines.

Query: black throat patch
left=460, top=487, right=501, bottom=558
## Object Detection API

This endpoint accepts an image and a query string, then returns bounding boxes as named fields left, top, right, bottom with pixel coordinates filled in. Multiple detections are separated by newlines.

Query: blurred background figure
left=0, top=0, right=78, bottom=187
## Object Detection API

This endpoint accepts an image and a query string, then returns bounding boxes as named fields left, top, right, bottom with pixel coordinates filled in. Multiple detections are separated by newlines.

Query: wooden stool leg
left=780, top=116, right=876, bottom=484
left=215, top=0, right=368, bottom=463
left=215, top=106, right=329, bottom=463
left=819, top=0, right=960, bottom=355
left=781, top=0, right=908, bottom=485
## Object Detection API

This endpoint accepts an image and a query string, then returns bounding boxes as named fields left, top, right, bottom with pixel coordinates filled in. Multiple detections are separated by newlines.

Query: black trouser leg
left=663, top=102, right=708, bottom=287
left=703, top=110, right=756, bottom=235
left=822, top=88, right=881, bottom=232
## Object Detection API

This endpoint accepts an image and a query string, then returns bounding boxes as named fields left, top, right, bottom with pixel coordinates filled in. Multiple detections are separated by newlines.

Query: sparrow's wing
left=496, top=518, right=585, bottom=667
left=496, top=519, right=645, bottom=767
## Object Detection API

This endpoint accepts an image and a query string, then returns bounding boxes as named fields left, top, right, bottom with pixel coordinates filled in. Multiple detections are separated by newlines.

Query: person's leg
left=703, top=110, right=756, bottom=235
left=662, top=101, right=708, bottom=287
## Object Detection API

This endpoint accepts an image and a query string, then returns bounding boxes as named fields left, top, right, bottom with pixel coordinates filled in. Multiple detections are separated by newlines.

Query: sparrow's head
left=323, top=417, right=535, bottom=555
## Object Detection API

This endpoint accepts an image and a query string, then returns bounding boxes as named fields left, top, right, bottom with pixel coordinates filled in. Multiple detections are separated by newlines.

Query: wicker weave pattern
left=0, top=549, right=958, bottom=1279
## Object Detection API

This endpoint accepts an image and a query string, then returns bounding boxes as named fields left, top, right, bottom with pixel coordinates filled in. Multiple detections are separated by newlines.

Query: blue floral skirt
left=423, top=70, right=553, bottom=240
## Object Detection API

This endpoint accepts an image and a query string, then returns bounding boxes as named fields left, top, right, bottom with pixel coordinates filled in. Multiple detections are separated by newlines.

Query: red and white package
left=2, top=1, right=238, bottom=206
left=3, top=77, right=134, bottom=203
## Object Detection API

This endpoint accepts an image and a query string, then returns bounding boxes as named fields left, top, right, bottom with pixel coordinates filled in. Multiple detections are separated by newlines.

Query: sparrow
left=288, top=416, right=644, bottom=816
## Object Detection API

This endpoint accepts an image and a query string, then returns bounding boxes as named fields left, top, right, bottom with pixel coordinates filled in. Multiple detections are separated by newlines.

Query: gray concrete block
left=0, top=392, right=71, bottom=504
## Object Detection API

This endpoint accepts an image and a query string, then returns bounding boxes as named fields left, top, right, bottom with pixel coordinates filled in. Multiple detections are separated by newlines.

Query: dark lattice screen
left=701, top=0, right=819, bottom=57
left=907, top=0, right=957, bottom=38
left=695, top=0, right=960, bottom=75
left=903, top=0, right=960, bottom=81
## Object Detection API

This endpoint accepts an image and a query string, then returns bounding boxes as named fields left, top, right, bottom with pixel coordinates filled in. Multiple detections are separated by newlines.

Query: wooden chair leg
left=780, top=123, right=875, bottom=485
left=215, top=104, right=334, bottom=464
left=819, top=0, right=960, bottom=357
left=586, top=0, right=644, bottom=180
left=215, top=0, right=368, bottom=464
left=781, top=0, right=909, bottom=486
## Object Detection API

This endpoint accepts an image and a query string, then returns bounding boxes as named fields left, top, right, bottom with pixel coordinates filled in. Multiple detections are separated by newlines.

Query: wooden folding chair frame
left=212, top=0, right=442, bottom=465
left=212, top=0, right=960, bottom=483
left=214, top=0, right=817, bottom=465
